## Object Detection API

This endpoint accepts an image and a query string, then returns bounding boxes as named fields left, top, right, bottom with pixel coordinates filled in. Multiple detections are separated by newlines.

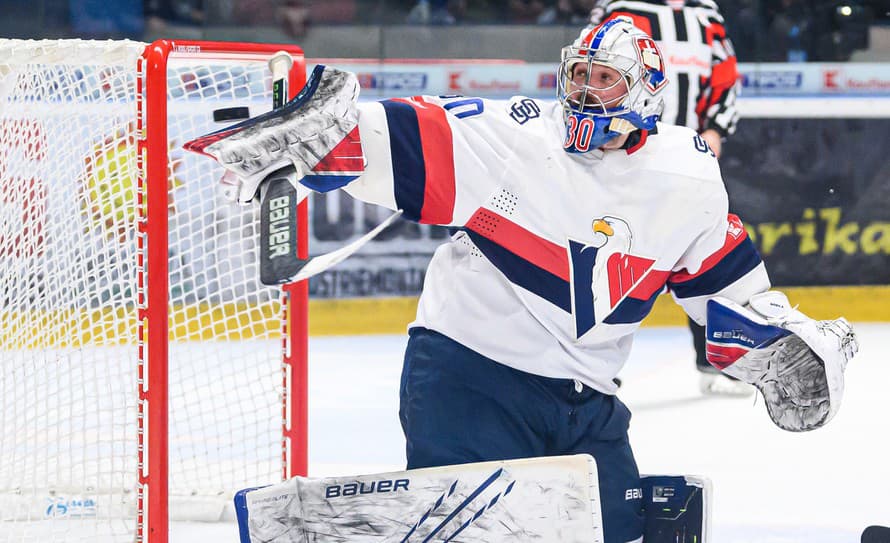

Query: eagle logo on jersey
left=569, top=216, right=658, bottom=338
left=464, top=207, right=667, bottom=340
left=634, top=38, right=668, bottom=93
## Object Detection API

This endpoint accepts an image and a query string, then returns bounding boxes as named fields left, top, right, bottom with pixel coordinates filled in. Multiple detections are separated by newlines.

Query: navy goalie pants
left=399, top=327, right=644, bottom=543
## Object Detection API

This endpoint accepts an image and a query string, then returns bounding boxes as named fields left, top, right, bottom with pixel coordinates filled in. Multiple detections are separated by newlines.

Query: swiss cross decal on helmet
left=558, top=16, right=667, bottom=153
left=634, top=37, right=668, bottom=92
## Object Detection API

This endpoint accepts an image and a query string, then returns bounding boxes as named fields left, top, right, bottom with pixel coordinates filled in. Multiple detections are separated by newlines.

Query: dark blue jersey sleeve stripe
left=299, top=174, right=359, bottom=193
left=669, top=237, right=762, bottom=299
left=380, top=99, right=426, bottom=222
left=604, top=288, right=662, bottom=325
left=467, top=231, right=571, bottom=313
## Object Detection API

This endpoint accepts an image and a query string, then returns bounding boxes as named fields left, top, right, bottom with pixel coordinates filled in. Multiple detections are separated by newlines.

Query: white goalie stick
left=285, top=208, right=403, bottom=283
left=258, top=160, right=402, bottom=283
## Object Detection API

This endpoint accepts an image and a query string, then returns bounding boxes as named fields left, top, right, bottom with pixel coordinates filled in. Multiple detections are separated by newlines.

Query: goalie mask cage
left=0, top=39, right=309, bottom=542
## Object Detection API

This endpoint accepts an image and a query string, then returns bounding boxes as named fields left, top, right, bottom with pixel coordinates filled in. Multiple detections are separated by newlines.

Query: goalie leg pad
left=234, top=455, right=604, bottom=543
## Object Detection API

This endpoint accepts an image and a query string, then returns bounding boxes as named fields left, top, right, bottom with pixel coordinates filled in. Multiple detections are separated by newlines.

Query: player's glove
left=183, top=65, right=363, bottom=205
left=705, top=291, right=858, bottom=432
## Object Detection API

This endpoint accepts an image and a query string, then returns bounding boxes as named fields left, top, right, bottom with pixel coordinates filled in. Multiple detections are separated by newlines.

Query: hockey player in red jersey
left=185, top=18, right=858, bottom=543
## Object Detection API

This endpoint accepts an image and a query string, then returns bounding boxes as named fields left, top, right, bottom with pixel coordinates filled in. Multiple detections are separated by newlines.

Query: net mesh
left=0, top=39, right=291, bottom=542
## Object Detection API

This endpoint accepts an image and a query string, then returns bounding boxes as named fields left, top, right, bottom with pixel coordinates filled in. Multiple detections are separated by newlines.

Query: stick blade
left=259, top=166, right=308, bottom=285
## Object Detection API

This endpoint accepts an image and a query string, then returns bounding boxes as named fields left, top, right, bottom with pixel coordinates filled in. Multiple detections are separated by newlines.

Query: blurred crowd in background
left=0, top=0, right=886, bottom=62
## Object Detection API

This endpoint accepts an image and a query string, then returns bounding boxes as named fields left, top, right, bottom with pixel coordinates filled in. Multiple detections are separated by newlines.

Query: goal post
left=0, top=39, right=308, bottom=542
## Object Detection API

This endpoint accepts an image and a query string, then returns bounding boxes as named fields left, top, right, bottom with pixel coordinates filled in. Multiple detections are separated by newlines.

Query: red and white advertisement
left=821, top=66, right=890, bottom=92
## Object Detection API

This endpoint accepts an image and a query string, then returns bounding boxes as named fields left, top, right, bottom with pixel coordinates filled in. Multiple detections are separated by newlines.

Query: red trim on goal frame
left=138, top=40, right=308, bottom=543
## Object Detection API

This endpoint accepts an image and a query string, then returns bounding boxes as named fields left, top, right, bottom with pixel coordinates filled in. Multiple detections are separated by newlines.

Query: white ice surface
left=173, top=323, right=890, bottom=542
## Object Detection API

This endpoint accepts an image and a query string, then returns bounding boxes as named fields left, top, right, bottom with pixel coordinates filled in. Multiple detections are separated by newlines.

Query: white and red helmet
left=558, top=16, right=668, bottom=152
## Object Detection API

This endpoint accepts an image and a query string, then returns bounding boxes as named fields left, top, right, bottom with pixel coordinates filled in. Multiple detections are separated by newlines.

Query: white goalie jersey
left=341, top=95, right=769, bottom=393
left=185, top=66, right=855, bottom=429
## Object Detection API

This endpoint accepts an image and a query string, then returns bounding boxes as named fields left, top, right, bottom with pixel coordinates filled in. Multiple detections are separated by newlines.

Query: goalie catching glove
left=183, top=65, right=364, bottom=204
left=706, top=291, right=858, bottom=432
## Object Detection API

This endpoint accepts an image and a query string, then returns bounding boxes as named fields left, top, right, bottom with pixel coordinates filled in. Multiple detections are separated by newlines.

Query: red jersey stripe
left=626, top=129, right=649, bottom=155
left=628, top=269, right=671, bottom=301
left=671, top=214, right=748, bottom=283
left=393, top=98, right=456, bottom=225
left=467, top=208, right=570, bottom=282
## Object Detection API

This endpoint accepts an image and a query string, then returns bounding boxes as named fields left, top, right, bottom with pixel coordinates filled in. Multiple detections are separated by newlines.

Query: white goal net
left=0, top=39, right=308, bottom=542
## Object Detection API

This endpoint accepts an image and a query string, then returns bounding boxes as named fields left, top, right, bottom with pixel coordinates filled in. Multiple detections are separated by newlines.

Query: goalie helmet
left=558, top=16, right=668, bottom=153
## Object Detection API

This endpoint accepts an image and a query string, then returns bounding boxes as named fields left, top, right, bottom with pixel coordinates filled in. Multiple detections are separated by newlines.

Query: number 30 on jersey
left=563, top=115, right=597, bottom=153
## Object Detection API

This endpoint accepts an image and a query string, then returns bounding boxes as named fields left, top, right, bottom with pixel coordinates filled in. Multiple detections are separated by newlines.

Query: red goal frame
left=138, top=40, right=309, bottom=543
